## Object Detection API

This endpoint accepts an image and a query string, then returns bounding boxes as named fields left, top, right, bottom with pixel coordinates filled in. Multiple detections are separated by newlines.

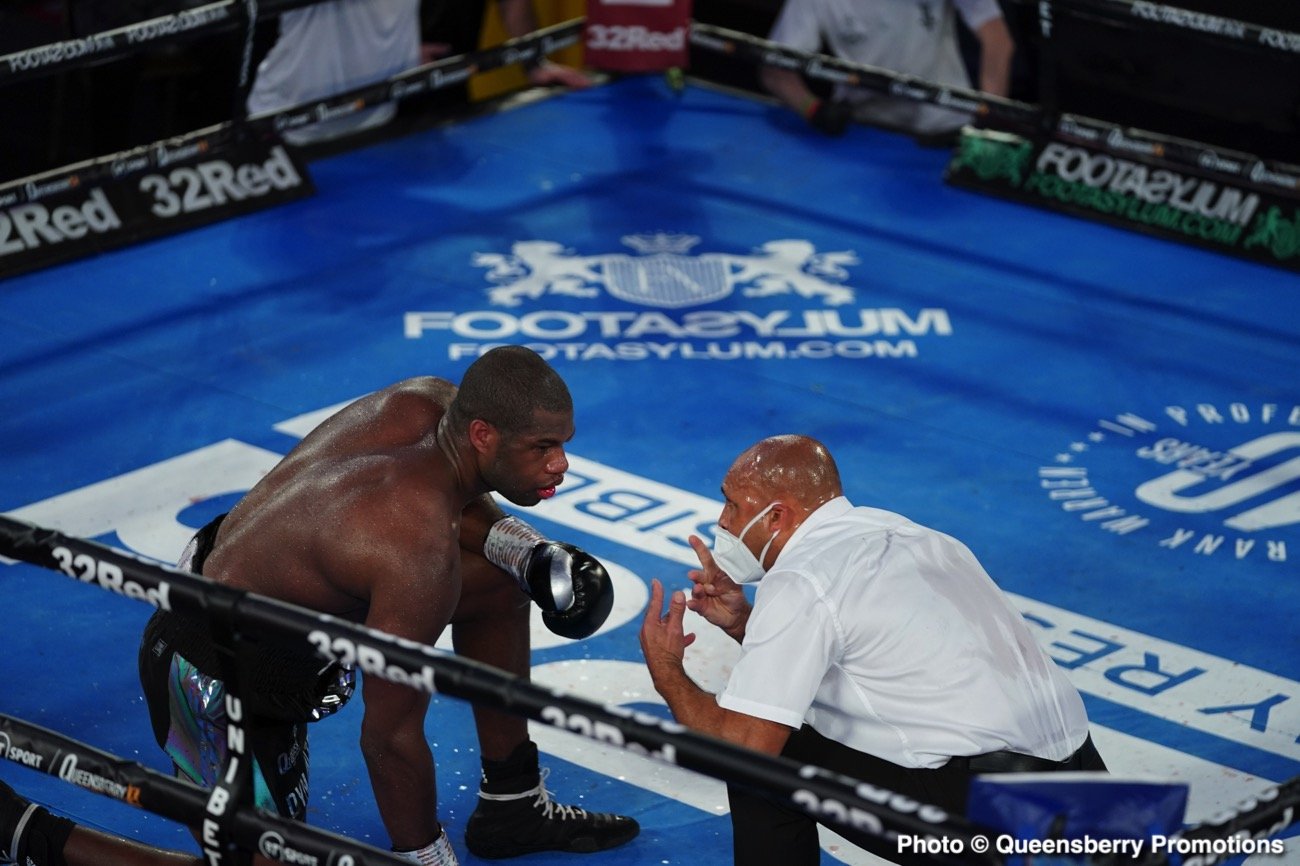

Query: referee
left=640, top=434, right=1106, bottom=866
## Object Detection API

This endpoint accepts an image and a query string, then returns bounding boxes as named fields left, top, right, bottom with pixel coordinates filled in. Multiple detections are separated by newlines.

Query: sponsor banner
left=1050, top=115, right=1300, bottom=197
left=0, top=138, right=314, bottom=280
left=945, top=127, right=1300, bottom=273
left=404, top=233, right=955, bottom=362
left=1, top=32, right=121, bottom=81
left=585, top=0, right=692, bottom=71
left=0, top=724, right=144, bottom=806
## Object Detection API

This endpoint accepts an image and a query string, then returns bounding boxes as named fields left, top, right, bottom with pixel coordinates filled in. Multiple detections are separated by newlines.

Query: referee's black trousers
left=727, top=725, right=1107, bottom=866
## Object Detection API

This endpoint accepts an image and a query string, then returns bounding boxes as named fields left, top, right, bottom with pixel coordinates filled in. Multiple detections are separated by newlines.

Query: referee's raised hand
left=686, top=535, right=752, bottom=642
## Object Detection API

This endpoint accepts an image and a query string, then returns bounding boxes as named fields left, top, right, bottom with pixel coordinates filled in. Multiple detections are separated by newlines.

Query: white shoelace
left=477, top=768, right=587, bottom=821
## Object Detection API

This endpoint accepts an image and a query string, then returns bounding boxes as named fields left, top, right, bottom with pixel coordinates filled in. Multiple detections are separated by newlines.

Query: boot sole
left=465, top=823, right=640, bottom=859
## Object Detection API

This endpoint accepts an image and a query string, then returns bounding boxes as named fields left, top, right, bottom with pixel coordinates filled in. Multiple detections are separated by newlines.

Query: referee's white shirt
left=767, top=0, right=1004, bottom=134
left=717, top=497, right=1090, bottom=769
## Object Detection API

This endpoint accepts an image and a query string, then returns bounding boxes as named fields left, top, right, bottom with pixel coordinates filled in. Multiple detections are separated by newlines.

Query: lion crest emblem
left=473, top=234, right=857, bottom=308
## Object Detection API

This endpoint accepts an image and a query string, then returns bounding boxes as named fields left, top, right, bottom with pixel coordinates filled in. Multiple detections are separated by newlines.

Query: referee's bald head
left=728, top=435, right=842, bottom=512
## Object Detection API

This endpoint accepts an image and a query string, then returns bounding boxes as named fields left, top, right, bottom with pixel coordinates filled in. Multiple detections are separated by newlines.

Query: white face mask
left=712, top=502, right=779, bottom=584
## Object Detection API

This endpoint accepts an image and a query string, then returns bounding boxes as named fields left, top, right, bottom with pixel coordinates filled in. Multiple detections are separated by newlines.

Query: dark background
left=1, top=0, right=1297, bottom=183
left=1039, top=0, right=1300, bottom=160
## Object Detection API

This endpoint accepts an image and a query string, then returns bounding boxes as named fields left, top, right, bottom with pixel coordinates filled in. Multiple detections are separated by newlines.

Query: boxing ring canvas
left=2, top=75, right=1299, bottom=864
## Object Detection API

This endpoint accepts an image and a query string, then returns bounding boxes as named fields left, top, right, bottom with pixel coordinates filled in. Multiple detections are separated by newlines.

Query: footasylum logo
left=1038, top=402, right=1298, bottom=565
left=404, top=233, right=955, bottom=361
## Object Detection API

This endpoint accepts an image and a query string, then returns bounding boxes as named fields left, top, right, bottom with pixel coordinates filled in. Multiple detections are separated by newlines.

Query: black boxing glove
left=524, top=542, right=614, bottom=640
left=484, top=517, right=614, bottom=639
left=805, top=98, right=851, bottom=136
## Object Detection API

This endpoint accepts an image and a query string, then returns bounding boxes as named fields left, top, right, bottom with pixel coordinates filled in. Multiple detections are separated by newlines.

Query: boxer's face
left=483, top=408, right=573, bottom=506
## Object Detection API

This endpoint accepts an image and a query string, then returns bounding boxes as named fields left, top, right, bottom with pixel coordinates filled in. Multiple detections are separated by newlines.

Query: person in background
left=248, top=0, right=591, bottom=145
left=760, top=0, right=1014, bottom=143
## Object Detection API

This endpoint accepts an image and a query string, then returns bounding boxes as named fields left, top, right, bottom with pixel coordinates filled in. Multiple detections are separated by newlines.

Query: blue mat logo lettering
left=473, top=234, right=856, bottom=308
left=1039, top=402, right=1298, bottom=566
left=403, top=234, right=953, bottom=360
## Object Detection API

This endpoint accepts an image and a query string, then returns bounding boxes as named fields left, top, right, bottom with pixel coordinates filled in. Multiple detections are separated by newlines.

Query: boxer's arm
left=460, top=493, right=506, bottom=552
left=354, top=502, right=459, bottom=851
left=359, top=676, right=438, bottom=850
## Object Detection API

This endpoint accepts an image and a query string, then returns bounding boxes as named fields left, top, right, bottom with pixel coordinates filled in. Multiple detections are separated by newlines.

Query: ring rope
left=235, top=0, right=261, bottom=95
left=0, top=712, right=415, bottom=866
left=1028, top=0, right=1300, bottom=56
left=5, top=11, right=1297, bottom=207
left=5, top=720, right=1299, bottom=866
left=0, top=513, right=999, bottom=863
left=686, top=22, right=1037, bottom=129
left=4, top=0, right=1292, bottom=93
left=0, top=19, right=582, bottom=207
left=0, top=0, right=322, bottom=87
left=0, top=1, right=1295, bottom=854
left=687, top=22, right=1300, bottom=195
left=5, top=512, right=1300, bottom=863
left=1160, top=777, right=1300, bottom=865
left=246, top=19, right=581, bottom=139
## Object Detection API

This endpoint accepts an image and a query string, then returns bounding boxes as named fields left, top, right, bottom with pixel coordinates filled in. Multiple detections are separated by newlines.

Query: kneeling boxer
left=139, top=346, right=636, bottom=865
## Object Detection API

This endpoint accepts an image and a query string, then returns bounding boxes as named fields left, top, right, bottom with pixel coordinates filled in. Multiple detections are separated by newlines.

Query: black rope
left=0, top=511, right=1002, bottom=862
left=4, top=515, right=1300, bottom=863
left=0, top=713, right=414, bottom=866
left=0, top=18, right=583, bottom=205
left=227, top=0, right=262, bottom=135
left=0, top=0, right=318, bottom=87
left=686, top=21, right=1300, bottom=195
left=1027, top=0, right=1300, bottom=56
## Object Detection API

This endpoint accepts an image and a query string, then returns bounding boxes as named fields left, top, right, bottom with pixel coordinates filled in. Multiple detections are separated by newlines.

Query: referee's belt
left=946, top=735, right=1099, bottom=774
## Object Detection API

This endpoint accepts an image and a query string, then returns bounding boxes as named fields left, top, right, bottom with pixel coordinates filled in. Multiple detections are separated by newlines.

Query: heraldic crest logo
left=473, top=233, right=859, bottom=308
